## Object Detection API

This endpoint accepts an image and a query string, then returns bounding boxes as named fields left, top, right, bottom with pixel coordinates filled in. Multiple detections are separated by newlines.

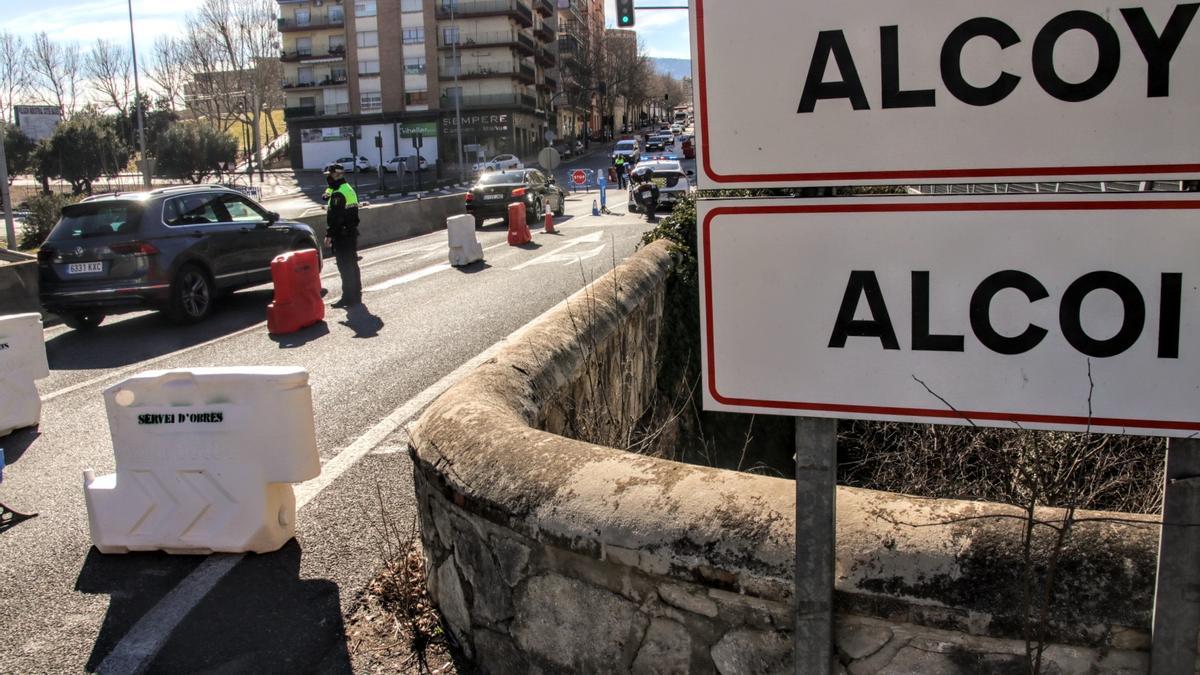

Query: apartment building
left=278, top=0, right=562, bottom=171
left=555, top=0, right=603, bottom=144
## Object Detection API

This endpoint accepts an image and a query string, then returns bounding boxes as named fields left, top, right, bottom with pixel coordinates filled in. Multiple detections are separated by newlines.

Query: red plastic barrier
left=267, top=249, right=325, bottom=335
left=507, top=202, right=531, bottom=245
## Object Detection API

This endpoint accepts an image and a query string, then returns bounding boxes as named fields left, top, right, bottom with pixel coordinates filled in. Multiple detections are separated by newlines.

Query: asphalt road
left=0, top=135, right=694, bottom=672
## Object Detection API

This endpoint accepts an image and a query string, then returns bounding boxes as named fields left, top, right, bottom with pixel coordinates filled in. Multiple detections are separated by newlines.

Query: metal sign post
left=1150, top=437, right=1200, bottom=673
left=794, top=417, right=836, bottom=675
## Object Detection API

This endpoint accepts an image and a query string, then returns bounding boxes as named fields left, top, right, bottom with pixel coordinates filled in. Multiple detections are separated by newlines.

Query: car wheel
left=474, top=214, right=486, bottom=229
left=526, top=198, right=541, bottom=225
left=554, top=194, right=565, bottom=217
left=166, top=264, right=214, bottom=324
left=62, top=311, right=105, bottom=330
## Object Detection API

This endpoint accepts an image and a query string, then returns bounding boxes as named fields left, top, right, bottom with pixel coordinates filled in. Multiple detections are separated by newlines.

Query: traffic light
left=616, top=0, right=635, bottom=27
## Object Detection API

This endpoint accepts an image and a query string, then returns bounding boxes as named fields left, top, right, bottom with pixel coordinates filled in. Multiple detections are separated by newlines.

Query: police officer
left=322, top=163, right=361, bottom=307
left=631, top=168, right=659, bottom=223
left=614, top=155, right=627, bottom=189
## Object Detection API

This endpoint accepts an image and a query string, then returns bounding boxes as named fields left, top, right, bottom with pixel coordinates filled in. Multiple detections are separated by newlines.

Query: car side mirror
left=548, top=177, right=556, bottom=184
left=686, top=170, right=694, bottom=176
left=266, top=211, right=280, bottom=224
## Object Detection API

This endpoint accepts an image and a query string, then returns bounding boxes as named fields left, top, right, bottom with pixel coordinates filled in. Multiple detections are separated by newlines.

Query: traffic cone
left=592, top=200, right=599, bottom=216
left=545, top=202, right=555, bottom=233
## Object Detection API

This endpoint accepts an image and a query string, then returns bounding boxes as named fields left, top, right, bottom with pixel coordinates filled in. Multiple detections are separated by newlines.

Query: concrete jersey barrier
left=0, top=312, right=50, bottom=437
left=83, top=366, right=320, bottom=554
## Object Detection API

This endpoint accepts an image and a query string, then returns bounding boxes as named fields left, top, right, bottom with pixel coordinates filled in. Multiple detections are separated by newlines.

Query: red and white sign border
left=700, top=195, right=1200, bottom=434
left=691, top=0, right=1200, bottom=187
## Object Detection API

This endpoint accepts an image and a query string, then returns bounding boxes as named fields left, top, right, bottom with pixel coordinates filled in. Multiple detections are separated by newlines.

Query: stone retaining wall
left=410, top=240, right=1174, bottom=673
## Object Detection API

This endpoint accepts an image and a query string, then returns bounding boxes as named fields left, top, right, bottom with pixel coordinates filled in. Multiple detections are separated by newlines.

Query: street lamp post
left=127, top=0, right=149, bottom=188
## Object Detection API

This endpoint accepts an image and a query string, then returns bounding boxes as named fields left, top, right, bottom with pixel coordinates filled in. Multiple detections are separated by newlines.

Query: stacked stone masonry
left=410, top=239, right=1185, bottom=673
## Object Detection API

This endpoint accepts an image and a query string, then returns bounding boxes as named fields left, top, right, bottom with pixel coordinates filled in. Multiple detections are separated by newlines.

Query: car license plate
left=484, top=194, right=505, bottom=201
left=67, top=262, right=104, bottom=274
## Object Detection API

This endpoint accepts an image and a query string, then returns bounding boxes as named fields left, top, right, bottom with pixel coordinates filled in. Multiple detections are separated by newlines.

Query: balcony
left=284, top=103, right=351, bottom=119
left=436, top=0, right=533, bottom=27
left=439, top=93, right=538, bottom=110
left=534, top=46, right=555, bottom=66
left=439, top=30, right=535, bottom=55
left=536, top=73, right=558, bottom=91
left=438, top=61, right=536, bottom=84
left=281, top=75, right=349, bottom=90
left=533, top=20, right=555, bottom=42
left=535, top=0, right=554, bottom=16
left=280, top=47, right=346, bottom=63
left=277, top=13, right=344, bottom=32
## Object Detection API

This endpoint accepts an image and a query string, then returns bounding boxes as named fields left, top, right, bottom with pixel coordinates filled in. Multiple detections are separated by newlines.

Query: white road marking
left=512, top=231, right=607, bottom=271
left=364, top=263, right=451, bottom=292
left=42, top=233, right=487, bottom=401
left=95, top=294, right=572, bottom=674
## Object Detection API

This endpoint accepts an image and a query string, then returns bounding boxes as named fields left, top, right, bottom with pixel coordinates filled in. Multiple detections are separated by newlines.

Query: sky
left=0, top=0, right=692, bottom=61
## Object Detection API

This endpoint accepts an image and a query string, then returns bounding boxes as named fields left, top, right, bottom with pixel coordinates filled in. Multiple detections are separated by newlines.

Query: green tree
left=2, top=123, right=36, bottom=184
left=19, top=192, right=74, bottom=249
left=155, top=122, right=237, bottom=184
left=41, top=110, right=130, bottom=194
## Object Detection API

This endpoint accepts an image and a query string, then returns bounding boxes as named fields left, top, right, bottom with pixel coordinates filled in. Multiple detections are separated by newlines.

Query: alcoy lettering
left=798, top=4, right=1199, bottom=112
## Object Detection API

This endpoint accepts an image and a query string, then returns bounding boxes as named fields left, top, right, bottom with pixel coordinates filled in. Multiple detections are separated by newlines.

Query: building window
left=329, top=6, right=344, bottom=22
left=331, top=67, right=348, bottom=82
left=294, top=9, right=311, bottom=25
left=297, top=66, right=315, bottom=86
left=295, top=37, right=312, bottom=56
left=402, top=28, right=425, bottom=44
left=401, top=0, right=422, bottom=11
left=442, top=27, right=459, bottom=45
left=355, top=1, right=377, bottom=17
left=359, top=60, right=381, bottom=76
left=361, top=93, right=383, bottom=112
left=405, top=90, right=429, bottom=106
left=329, top=35, right=346, bottom=53
left=357, top=31, right=379, bottom=48
left=404, top=57, right=426, bottom=75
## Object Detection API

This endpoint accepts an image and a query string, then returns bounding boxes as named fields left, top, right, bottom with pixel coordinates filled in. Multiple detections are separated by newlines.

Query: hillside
left=650, top=57, right=691, bottom=80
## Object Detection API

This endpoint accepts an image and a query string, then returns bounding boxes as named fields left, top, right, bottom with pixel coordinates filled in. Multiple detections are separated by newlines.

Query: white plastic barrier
left=83, top=367, right=321, bottom=554
left=446, top=214, right=484, bottom=266
left=0, top=313, right=50, bottom=437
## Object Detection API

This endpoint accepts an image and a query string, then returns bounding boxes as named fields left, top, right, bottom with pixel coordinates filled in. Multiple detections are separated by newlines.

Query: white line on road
left=42, top=233, right=483, bottom=402
left=94, top=296, right=568, bottom=674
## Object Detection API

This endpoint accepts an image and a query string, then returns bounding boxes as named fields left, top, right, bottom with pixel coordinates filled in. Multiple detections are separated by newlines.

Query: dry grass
left=345, top=539, right=462, bottom=674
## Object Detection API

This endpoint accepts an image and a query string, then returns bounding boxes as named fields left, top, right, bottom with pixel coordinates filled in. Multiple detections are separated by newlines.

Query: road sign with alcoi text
left=699, top=193, right=1200, bottom=436
left=689, top=0, right=1200, bottom=188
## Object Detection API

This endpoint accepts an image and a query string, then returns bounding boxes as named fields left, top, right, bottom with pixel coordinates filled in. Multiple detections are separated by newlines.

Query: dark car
left=645, top=135, right=671, bottom=152
left=465, top=169, right=566, bottom=228
left=38, top=185, right=321, bottom=329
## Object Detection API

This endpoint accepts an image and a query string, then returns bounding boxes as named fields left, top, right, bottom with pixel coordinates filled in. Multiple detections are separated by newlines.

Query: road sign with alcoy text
left=689, top=0, right=1200, bottom=188
left=699, top=193, right=1200, bottom=436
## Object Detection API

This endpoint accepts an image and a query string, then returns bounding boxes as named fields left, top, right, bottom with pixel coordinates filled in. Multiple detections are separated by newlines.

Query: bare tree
left=86, top=39, right=133, bottom=117
left=0, top=31, right=30, bottom=123
left=148, top=37, right=188, bottom=111
left=182, top=0, right=281, bottom=174
left=28, top=32, right=84, bottom=117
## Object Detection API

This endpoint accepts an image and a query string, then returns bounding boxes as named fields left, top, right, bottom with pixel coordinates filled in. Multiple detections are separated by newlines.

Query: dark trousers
left=617, top=170, right=626, bottom=189
left=332, top=235, right=361, bottom=302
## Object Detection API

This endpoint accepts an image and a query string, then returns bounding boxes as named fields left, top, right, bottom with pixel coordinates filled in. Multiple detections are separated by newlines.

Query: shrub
left=19, top=192, right=75, bottom=250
